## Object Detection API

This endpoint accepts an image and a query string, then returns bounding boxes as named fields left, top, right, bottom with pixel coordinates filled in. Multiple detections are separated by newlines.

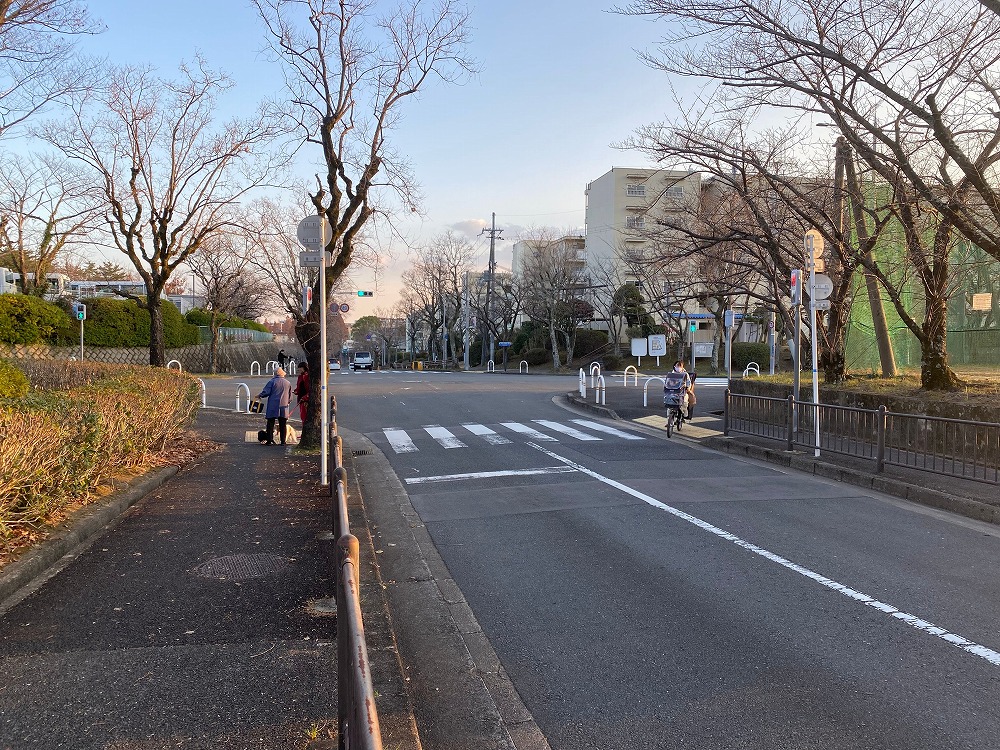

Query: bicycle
left=664, top=391, right=688, bottom=438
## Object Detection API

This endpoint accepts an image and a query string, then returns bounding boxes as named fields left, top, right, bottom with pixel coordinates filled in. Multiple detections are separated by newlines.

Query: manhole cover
left=193, top=553, right=290, bottom=581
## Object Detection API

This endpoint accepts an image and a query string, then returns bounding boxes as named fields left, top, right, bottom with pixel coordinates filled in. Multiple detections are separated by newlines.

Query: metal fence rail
left=725, top=390, right=1000, bottom=486
left=330, top=433, right=383, bottom=749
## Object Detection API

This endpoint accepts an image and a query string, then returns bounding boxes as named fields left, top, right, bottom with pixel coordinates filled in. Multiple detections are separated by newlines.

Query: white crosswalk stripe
left=570, top=419, right=646, bottom=440
left=423, top=425, right=467, bottom=449
left=462, top=423, right=513, bottom=445
left=381, top=420, right=646, bottom=453
left=383, top=428, right=417, bottom=453
left=533, top=419, right=601, bottom=441
left=500, top=421, right=558, bottom=441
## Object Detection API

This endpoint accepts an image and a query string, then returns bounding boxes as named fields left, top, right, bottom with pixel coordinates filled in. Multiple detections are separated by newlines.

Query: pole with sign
left=805, top=229, right=825, bottom=457
left=724, top=309, right=734, bottom=385
left=791, top=268, right=802, bottom=433
left=298, top=214, right=332, bottom=484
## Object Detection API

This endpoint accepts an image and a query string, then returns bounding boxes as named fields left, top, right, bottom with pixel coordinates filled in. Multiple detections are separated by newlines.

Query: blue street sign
left=498, top=341, right=512, bottom=348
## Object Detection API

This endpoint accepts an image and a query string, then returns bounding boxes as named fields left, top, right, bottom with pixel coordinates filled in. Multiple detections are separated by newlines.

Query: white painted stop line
left=529, top=442, right=1000, bottom=668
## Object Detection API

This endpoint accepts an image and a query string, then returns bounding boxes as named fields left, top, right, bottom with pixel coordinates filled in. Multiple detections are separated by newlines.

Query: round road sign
left=811, top=273, right=834, bottom=300
left=296, top=215, right=332, bottom=249
left=339, top=303, right=350, bottom=313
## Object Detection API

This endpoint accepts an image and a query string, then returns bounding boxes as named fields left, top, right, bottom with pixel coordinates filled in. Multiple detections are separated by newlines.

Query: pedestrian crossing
left=380, top=418, right=645, bottom=453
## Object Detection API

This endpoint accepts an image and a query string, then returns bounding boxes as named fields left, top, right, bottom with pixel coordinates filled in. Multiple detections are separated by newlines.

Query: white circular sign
left=811, top=273, right=833, bottom=300
left=296, top=215, right=332, bottom=249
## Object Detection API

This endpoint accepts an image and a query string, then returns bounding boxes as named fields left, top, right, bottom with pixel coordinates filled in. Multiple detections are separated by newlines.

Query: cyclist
left=663, top=360, right=693, bottom=434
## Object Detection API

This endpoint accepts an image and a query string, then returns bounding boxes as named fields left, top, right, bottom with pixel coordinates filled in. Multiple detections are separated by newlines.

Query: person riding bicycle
left=663, top=360, right=693, bottom=425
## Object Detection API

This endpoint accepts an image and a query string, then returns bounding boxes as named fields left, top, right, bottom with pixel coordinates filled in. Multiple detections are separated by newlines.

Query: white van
left=351, top=351, right=374, bottom=371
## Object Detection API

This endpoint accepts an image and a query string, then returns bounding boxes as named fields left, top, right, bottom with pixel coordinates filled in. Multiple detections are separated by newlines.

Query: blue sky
left=73, top=0, right=684, bottom=306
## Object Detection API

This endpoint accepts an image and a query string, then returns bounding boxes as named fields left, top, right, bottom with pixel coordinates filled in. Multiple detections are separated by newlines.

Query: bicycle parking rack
left=643, top=377, right=666, bottom=407
left=250, top=361, right=261, bottom=376
left=589, top=362, right=601, bottom=388
left=167, top=359, right=182, bottom=371
left=487, top=360, right=495, bottom=373
left=743, top=362, right=761, bottom=377
left=578, top=368, right=587, bottom=398
left=595, top=374, right=606, bottom=406
left=623, top=365, right=638, bottom=386
left=519, top=360, right=528, bottom=373
left=236, top=383, right=251, bottom=412
left=265, top=360, right=278, bottom=374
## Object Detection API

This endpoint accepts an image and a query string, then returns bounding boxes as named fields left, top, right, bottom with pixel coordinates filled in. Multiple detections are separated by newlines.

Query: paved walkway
left=0, top=408, right=416, bottom=750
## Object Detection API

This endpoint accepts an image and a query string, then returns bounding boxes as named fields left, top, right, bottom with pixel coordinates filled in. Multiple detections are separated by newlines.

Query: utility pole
left=480, top=212, right=503, bottom=367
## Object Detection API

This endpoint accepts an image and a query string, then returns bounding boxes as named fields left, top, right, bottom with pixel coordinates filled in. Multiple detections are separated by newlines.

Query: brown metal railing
left=725, top=390, right=1000, bottom=486
left=330, top=429, right=383, bottom=749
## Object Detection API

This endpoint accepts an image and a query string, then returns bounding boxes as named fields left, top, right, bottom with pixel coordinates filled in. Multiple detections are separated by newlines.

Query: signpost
left=297, top=215, right=331, bottom=485
left=73, top=303, right=86, bottom=361
left=498, top=340, right=511, bottom=371
left=805, top=229, right=825, bottom=458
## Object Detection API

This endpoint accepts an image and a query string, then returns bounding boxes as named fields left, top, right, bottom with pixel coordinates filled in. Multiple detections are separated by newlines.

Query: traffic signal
left=357, top=290, right=373, bottom=297
left=790, top=269, right=802, bottom=306
left=73, top=302, right=87, bottom=321
left=689, top=323, right=697, bottom=333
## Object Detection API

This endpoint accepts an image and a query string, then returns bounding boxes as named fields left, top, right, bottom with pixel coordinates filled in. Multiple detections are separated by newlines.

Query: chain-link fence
left=1, top=341, right=304, bottom=375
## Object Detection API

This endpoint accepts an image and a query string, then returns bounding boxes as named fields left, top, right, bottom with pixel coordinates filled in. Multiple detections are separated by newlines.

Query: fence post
left=723, top=389, right=731, bottom=436
left=786, top=395, right=795, bottom=451
left=876, top=405, right=887, bottom=473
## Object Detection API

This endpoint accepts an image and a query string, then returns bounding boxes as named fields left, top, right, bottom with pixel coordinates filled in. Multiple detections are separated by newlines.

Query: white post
left=197, top=378, right=206, bottom=407
left=320, top=220, right=329, bottom=485
left=809, top=263, right=821, bottom=458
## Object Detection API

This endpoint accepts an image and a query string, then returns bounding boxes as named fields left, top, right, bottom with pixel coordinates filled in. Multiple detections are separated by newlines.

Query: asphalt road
left=330, top=370, right=1000, bottom=750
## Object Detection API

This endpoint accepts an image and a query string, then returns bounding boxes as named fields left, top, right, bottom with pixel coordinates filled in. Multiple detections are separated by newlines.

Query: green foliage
left=0, top=360, right=29, bottom=398
left=732, top=342, right=771, bottom=373
left=573, top=329, right=608, bottom=358
left=602, top=354, right=624, bottom=370
left=84, top=298, right=199, bottom=347
left=185, top=308, right=267, bottom=332
left=351, top=315, right=382, bottom=340
left=0, top=294, right=72, bottom=345
left=522, top=347, right=550, bottom=366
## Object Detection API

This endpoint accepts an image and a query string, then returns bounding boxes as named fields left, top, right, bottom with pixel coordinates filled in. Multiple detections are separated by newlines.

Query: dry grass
left=0, top=362, right=204, bottom=556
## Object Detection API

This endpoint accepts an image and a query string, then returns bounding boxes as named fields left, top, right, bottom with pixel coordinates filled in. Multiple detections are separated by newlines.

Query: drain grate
left=193, top=553, right=289, bottom=581
left=353, top=449, right=373, bottom=456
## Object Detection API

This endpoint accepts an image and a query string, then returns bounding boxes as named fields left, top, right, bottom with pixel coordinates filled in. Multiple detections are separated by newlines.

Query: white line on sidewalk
left=405, top=466, right=578, bottom=485
left=527, top=442, right=1000, bottom=669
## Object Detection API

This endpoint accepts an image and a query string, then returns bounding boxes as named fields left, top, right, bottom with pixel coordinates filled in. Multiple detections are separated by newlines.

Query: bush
left=573, top=329, right=609, bottom=359
left=0, top=359, right=29, bottom=398
left=732, top=342, right=771, bottom=373
left=602, top=354, right=624, bottom=370
left=0, top=363, right=200, bottom=548
left=0, top=294, right=72, bottom=345
left=522, top=347, right=550, bottom=366
left=185, top=308, right=267, bottom=332
left=84, top=298, right=199, bottom=347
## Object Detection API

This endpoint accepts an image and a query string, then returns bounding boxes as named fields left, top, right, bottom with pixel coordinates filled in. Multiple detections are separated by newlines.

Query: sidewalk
left=0, top=408, right=417, bottom=750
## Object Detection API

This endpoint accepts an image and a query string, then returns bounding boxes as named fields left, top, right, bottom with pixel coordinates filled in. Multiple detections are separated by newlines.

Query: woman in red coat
left=293, top=361, right=309, bottom=423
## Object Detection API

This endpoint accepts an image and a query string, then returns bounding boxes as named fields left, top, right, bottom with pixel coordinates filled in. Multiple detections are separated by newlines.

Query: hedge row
left=0, top=361, right=201, bottom=548
left=184, top=308, right=268, bottom=332
left=0, top=294, right=200, bottom=347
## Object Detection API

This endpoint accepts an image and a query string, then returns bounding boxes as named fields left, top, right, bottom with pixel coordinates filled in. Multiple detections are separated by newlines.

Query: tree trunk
left=920, top=296, right=961, bottom=390
left=148, top=296, right=166, bottom=367
left=821, top=302, right=848, bottom=384
left=297, top=317, right=323, bottom=450
left=548, top=318, right=561, bottom=369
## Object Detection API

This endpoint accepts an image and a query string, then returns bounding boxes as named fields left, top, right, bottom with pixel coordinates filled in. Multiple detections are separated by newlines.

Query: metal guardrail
left=330, top=430, right=383, bottom=749
left=725, top=390, right=1000, bottom=485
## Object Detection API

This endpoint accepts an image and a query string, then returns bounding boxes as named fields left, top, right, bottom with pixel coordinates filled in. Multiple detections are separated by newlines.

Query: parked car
left=351, top=351, right=374, bottom=371
left=329, top=359, right=341, bottom=373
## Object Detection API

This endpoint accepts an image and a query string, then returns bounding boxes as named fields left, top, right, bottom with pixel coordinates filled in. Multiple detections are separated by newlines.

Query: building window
left=626, top=215, right=645, bottom=229
left=665, top=186, right=684, bottom=198
left=626, top=183, right=646, bottom=197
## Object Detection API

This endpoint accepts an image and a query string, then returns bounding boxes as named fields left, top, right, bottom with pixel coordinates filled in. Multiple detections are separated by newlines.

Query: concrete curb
left=564, top=392, right=621, bottom=420
left=0, top=465, right=178, bottom=610
left=701, top=435, right=1000, bottom=527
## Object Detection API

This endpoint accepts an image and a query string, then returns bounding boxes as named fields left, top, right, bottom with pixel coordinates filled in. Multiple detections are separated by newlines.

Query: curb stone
left=0, top=465, right=178, bottom=612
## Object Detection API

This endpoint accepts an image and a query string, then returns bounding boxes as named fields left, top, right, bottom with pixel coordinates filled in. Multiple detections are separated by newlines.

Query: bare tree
left=38, top=58, right=282, bottom=366
left=520, top=233, right=592, bottom=369
left=188, top=235, right=269, bottom=374
left=0, top=0, right=100, bottom=138
left=0, top=152, right=100, bottom=294
left=253, top=0, right=475, bottom=445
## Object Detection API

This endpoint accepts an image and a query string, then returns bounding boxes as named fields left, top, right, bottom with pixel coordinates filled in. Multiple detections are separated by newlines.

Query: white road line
left=570, top=419, right=645, bottom=440
left=533, top=419, right=602, bottom=441
left=424, top=425, right=467, bottom=449
left=405, top=466, right=577, bottom=485
left=527, top=442, right=1000, bottom=669
left=462, top=423, right=513, bottom=445
left=383, top=428, right=417, bottom=454
left=501, top=422, right=558, bottom=441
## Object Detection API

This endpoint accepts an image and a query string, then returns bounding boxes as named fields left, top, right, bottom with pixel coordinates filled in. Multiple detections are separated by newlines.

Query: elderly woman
left=257, top=367, right=293, bottom=445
